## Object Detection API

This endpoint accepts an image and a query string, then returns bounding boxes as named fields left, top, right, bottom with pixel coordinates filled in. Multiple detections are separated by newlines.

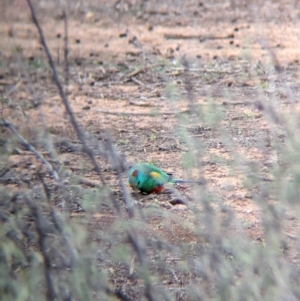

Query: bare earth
left=1, top=0, right=300, bottom=299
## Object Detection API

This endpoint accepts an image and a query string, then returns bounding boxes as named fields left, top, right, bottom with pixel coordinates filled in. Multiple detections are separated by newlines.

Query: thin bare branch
left=25, top=0, right=106, bottom=186
left=25, top=195, right=57, bottom=301
left=25, top=2, right=163, bottom=300
left=4, top=79, right=23, bottom=97
left=105, top=133, right=134, bottom=217
left=63, top=10, right=69, bottom=86
left=0, top=119, right=59, bottom=181
left=164, top=33, right=234, bottom=40
left=104, top=133, right=158, bottom=301
left=39, top=174, right=79, bottom=266
left=97, top=109, right=190, bottom=116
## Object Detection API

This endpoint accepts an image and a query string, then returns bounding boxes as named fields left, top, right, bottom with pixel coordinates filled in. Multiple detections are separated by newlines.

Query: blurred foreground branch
left=26, top=0, right=106, bottom=186
left=25, top=1, right=160, bottom=299
left=0, top=119, right=59, bottom=181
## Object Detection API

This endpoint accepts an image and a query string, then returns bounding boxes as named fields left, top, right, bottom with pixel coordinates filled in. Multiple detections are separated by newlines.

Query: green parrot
left=128, top=163, right=200, bottom=194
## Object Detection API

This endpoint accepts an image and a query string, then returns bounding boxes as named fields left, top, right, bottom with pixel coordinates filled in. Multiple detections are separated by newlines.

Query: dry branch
left=26, top=0, right=106, bottom=186
left=4, top=80, right=23, bottom=97
left=130, top=76, right=145, bottom=86
left=127, top=66, right=147, bottom=78
left=164, top=33, right=234, bottom=40
left=63, top=10, right=69, bottom=86
left=104, top=133, right=160, bottom=301
left=0, top=119, right=59, bottom=181
left=97, top=109, right=190, bottom=116
left=104, top=134, right=135, bottom=217
left=77, top=177, right=101, bottom=188
left=167, top=67, right=239, bottom=74
left=284, top=232, right=298, bottom=241
left=129, top=100, right=155, bottom=107
left=39, top=174, right=79, bottom=265
left=25, top=2, right=180, bottom=300
left=125, top=63, right=162, bottom=78
left=25, top=196, right=57, bottom=301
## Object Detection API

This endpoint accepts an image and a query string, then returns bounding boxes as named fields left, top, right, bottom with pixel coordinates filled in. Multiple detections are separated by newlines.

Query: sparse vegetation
left=1, top=0, right=300, bottom=300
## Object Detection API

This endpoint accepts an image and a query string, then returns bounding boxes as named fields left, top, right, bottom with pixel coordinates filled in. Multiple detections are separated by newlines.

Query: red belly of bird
left=152, top=185, right=164, bottom=194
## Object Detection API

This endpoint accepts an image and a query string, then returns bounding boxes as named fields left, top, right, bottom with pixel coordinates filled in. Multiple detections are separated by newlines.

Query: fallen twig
left=167, top=67, right=239, bottom=74
left=130, top=76, right=145, bottom=86
left=164, top=33, right=234, bottom=41
left=284, top=232, right=298, bottom=241
left=4, top=80, right=23, bottom=97
left=125, top=63, right=163, bottom=79
left=129, top=100, right=155, bottom=107
left=164, top=33, right=200, bottom=40
left=77, top=177, right=101, bottom=188
left=127, top=66, right=147, bottom=78
left=97, top=109, right=190, bottom=116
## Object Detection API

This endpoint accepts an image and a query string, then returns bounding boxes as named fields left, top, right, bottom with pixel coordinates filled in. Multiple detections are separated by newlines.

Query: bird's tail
left=170, top=179, right=204, bottom=184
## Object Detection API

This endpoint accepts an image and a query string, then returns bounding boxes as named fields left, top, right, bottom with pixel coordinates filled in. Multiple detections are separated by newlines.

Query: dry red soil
left=1, top=0, right=300, bottom=298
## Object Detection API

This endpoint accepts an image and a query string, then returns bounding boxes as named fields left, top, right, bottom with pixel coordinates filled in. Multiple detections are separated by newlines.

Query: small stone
left=171, top=204, right=187, bottom=211
left=85, top=12, right=94, bottom=20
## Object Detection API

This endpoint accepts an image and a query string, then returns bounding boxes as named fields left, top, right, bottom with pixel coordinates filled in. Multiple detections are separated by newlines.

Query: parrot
left=128, top=163, right=201, bottom=194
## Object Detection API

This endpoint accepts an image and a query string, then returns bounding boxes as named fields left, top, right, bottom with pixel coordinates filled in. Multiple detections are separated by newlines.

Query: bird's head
left=128, top=168, right=141, bottom=189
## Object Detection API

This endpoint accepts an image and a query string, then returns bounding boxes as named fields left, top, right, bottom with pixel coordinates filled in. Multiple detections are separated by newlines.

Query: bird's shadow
left=130, top=187, right=190, bottom=206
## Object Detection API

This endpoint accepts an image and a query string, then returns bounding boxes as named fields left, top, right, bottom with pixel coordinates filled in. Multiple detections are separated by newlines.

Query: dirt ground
left=1, top=0, right=300, bottom=299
